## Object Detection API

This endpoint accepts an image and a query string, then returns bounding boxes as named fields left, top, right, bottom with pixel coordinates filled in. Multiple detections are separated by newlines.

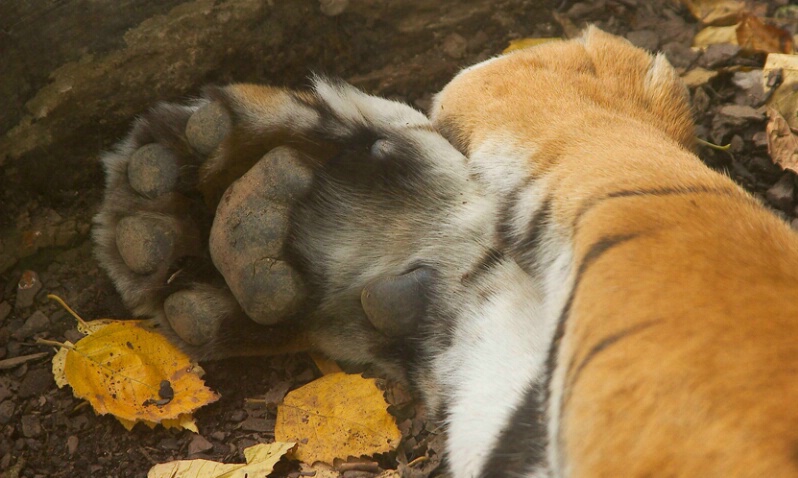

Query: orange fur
left=433, top=26, right=798, bottom=477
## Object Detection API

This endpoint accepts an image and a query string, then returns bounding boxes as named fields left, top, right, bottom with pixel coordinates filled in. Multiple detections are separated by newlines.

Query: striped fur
left=96, top=27, right=798, bottom=477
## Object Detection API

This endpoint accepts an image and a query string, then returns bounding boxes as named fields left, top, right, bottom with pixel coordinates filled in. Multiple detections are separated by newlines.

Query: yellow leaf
left=681, top=67, right=719, bottom=88
left=693, top=24, right=739, bottom=48
left=310, top=352, right=344, bottom=375
left=51, top=344, right=70, bottom=389
left=63, top=320, right=219, bottom=430
left=275, top=373, right=401, bottom=464
left=681, top=0, right=745, bottom=26
left=147, top=442, right=296, bottom=478
left=503, top=37, right=560, bottom=54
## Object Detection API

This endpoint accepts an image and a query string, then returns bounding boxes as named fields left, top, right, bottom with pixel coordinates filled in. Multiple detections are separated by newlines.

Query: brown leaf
left=767, top=108, right=798, bottom=173
left=736, top=14, right=794, bottom=55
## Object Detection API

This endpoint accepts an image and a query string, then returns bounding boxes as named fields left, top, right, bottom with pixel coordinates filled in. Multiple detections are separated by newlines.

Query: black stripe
left=480, top=381, right=548, bottom=477
left=542, top=232, right=640, bottom=467
left=515, top=197, right=553, bottom=272
left=563, top=319, right=662, bottom=406
left=573, top=185, right=736, bottom=229
left=460, top=248, right=505, bottom=286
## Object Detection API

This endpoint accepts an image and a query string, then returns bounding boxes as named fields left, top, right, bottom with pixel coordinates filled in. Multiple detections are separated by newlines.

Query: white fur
left=313, top=78, right=430, bottom=131
left=469, top=136, right=539, bottom=198
left=433, top=261, right=549, bottom=477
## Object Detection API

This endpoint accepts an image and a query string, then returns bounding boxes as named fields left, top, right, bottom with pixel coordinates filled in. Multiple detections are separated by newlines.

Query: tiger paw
left=93, top=97, right=314, bottom=355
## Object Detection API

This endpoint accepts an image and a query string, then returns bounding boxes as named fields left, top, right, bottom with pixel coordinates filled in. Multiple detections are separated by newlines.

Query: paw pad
left=115, top=215, right=177, bottom=275
left=210, top=147, right=314, bottom=325
left=127, top=144, right=179, bottom=199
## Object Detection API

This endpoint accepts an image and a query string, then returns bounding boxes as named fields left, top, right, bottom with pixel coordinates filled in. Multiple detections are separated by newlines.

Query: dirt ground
left=1, top=1, right=796, bottom=477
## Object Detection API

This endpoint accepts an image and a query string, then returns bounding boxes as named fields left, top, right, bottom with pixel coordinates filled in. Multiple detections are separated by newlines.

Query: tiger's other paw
left=93, top=97, right=313, bottom=357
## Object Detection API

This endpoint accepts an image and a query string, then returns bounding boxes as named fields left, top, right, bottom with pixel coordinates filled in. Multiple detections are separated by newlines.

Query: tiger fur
left=94, top=27, right=798, bottom=477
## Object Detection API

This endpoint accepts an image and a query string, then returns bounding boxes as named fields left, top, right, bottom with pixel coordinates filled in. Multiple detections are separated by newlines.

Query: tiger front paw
left=93, top=96, right=314, bottom=357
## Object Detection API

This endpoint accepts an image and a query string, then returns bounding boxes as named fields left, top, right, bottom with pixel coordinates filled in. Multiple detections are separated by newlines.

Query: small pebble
left=0, top=401, right=15, bottom=425
left=442, top=33, right=468, bottom=59
left=15, top=271, right=42, bottom=309
left=18, top=368, right=54, bottom=398
left=188, top=435, right=214, bottom=455
left=21, top=415, right=42, bottom=438
left=67, top=435, right=79, bottom=455
left=0, top=302, right=10, bottom=322
left=626, top=30, right=659, bottom=52
left=240, top=417, right=275, bottom=432
left=12, top=311, right=50, bottom=340
left=319, top=0, right=348, bottom=16
left=766, top=173, right=795, bottom=212
left=228, top=410, right=246, bottom=423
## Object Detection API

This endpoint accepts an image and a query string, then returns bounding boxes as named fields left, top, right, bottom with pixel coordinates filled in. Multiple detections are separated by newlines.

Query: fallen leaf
left=764, top=53, right=798, bottom=130
left=766, top=107, right=798, bottom=173
left=503, top=37, right=560, bottom=54
left=681, top=0, right=745, bottom=26
left=693, top=24, right=739, bottom=48
left=44, top=295, right=218, bottom=432
left=275, top=373, right=402, bottom=464
left=681, top=67, right=719, bottom=88
left=147, top=442, right=296, bottom=478
left=310, top=352, right=344, bottom=375
left=736, top=14, right=794, bottom=55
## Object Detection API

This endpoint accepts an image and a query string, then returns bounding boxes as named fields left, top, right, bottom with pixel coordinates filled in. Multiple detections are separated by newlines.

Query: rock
left=228, top=409, right=246, bottom=423
left=21, top=415, right=42, bottom=438
left=15, top=271, right=42, bottom=309
left=319, top=0, right=348, bottom=16
left=18, top=368, right=53, bottom=398
left=240, top=417, right=275, bottom=432
left=12, top=311, right=50, bottom=340
left=0, top=401, right=15, bottom=425
left=67, top=435, right=79, bottom=455
left=188, top=435, right=214, bottom=455
left=661, top=41, right=699, bottom=69
left=442, top=33, right=468, bottom=59
left=766, top=173, right=795, bottom=212
left=210, top=431, right=227, bottom=441
left=0, top=302, right=10, bottom=322
left=700, top=43, right=741, bottom=69
left=626, top=30, right=659, bottom=52
left=0, top=379, right=11, bottom=402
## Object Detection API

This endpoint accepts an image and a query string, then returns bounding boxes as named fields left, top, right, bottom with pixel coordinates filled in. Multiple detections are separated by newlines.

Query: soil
left=1, top=1, right=796, bottom=477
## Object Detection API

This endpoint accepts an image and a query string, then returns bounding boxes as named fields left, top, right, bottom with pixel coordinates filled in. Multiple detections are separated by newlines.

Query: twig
left=0, top=352, right=49, bottom=370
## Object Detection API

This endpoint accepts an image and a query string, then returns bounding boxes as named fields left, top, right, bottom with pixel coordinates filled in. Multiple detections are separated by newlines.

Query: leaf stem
left=695, top=137, right=731, bottom=151
left=47, top=294, right=89, bottom=328
left=35, top=338, right=74, bottom=350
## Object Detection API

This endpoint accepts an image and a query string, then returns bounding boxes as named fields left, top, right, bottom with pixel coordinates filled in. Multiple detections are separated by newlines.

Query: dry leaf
left=766, top=108, right=798, bottom=173
left=693, top=24, right=739, bottom=48
left=275, top=373, right=402, bottom=464
left=681, top=0, right=745, bottom=26
left=736, top=14, right=794, bottom=55
left=763, top=53, right=798, bottom=130
left=503, top=37, right=560, bottom=54
left=310, top=352, right=344, bottom=375
left=45, top=296, right=218, bottom=432
left=147, top=442, right=296, bottom=478
left=63, top=320, right=219, bottom=430
left=681, top=67, right=720, bottom=88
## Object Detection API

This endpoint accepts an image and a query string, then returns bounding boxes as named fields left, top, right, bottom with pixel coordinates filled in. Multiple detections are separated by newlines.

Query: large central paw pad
left=209, top=147, right=313, bottom=325
left=94, top=98, right=313, bottom=356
